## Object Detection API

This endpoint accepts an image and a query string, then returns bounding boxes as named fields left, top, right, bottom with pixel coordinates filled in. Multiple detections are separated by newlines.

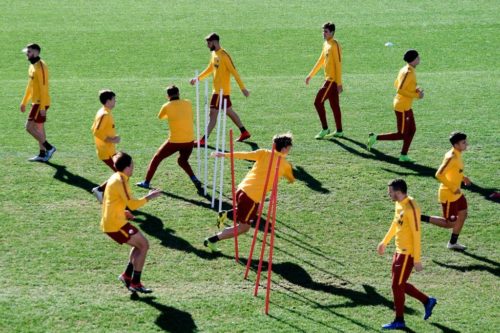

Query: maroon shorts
left=210, top=94, right=232, bottom=109
left=102, top=157, right=117, bottom=171
left=106, top=223, right=139, bottom=244
left=441, top=194, right=468, bottom=221
left=236, top=190, right=259, bottom=224
left=28, top=104, right=49, bottom=123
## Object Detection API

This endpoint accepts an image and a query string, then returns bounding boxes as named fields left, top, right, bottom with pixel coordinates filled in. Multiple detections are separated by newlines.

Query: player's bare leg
left=225, top=106, right=244, bottom=128
left=217, top=223, right=251, bottom=240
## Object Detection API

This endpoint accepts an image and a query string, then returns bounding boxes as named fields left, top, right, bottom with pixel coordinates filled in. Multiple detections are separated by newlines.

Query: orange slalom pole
left=244, top=144, right=276, bottom=279
left=229, top=129, right=239, bottom=262
left=254, top=156, right=281, bottom=297
left=265, top=170, right=280, bottom=314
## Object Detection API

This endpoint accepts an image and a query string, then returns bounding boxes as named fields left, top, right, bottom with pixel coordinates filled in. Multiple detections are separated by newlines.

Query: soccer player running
left=189, top=33, right=251, bottom=145
left=136, top=85, right=202, bottom=191
left=305, top=22, right=344, bottom=140
left=20, top=43, right=56, bottom=162
left=203, top=134, right=295, bottom=253
left=367, top=50, right=424, bottom=163
left=100, top=152, right=161, bottom=293
left=377, top=179, right=437, bottom=330
left=91, top=90, right=121, bottom=203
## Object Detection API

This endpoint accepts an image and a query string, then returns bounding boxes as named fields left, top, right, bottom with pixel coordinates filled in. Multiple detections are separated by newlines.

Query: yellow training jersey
left=308, top=37, right=342, bottom=84
left=226, top=149, right=295, bottom=203
left=91, top=106, right=117, bottom=160
left=393, top=64, right=420, bottom=112
left=198, top=48, right=245, bottom=95
left=157, top=99, right=194, bottom=143
left=100, top=172, right=147, bottom=233
left=21, top=59, right=50, bottom=108
left=436, top=148, right=464, bottom=203
left=381, top=196, right=422, bottom=262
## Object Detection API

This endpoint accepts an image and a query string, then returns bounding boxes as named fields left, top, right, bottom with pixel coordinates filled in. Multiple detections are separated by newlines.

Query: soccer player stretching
left=100, top=152, right=161, bottom=293
left=203, top=134, right=295, bottom=253
left=377, top=179, right=436, bottom=330
left=190, top=33, right=251, bottom=145
left=306, top=22, right=344, bottom=140
left=136, top=85, right=202, bottom=190
left=367, top=50, right=424, bottom=162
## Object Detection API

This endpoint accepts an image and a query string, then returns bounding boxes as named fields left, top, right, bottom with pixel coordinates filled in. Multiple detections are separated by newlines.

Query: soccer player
left=101, top=151, right=162, bottom=293
left=305, top=22, right=344, bottom=140
left=20, top=43, right=56, bottom=162
left=203, top=133, right=295, bottom=253
left=189, top=33, right=251, bottom=145
left=91, top=90, right=121, bottom=203
left=435, top=132, right=471, bottom=250
left=367, top=50, right=424, bottom=162
left=377, top=179, right=437, bottom=330
left=136, top=85, right=202, bottom=190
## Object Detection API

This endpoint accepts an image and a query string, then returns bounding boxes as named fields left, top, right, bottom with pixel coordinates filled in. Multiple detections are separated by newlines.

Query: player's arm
left=213, top=150, right=261, bottom=161
left=283, top=163, right=296, bottom=183
left=92, top=115, right=120, bottom=143
left=224, top=54, right=247, bottom=93
left=198, top=62, right=214, bottom=81
left=333, top=42, right=342, bottom=88
left=435, top=156, right=460, bottom=193
left=395, top=71, right=420, bottom=99
left=407, top=205, right=422, bottom=268
left=378, top=221, right=397, bottom=255
left=37, top=63, right=49, bottom=108
left=20, top=80, right=33, bottom=112
left=306, top=52, right=324, bottom=85
left=118, top=179, right=148, bottom=211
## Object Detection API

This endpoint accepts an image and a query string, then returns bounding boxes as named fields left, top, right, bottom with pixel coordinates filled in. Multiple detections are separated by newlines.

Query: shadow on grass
left=433, top=250, right=500, bottom=277
left=293, top=165, right=330, bottom=194
left=329, top=137, right=499, bottom=203
left=240, top=140, right=260, bottom=151
left=431, top=323, right=461, bottom=333
left=131, top=296, right=198, bottom=333
left=46, top=161, right=98, bottom=192
left=160, top=189, right=233, bottom=212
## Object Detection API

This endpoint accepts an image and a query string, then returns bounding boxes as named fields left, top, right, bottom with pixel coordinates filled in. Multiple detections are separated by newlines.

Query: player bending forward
left=204, top=133, right=295, bottom=253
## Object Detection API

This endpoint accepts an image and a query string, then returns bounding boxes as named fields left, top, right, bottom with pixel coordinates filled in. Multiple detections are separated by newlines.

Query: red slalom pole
left=229, top=129, right=239, bottom=262
left=265, top=171, right=280, bottom=314
left=254, top=156, right=281, bottom=297
left=244, top=144, right=276, bottom=279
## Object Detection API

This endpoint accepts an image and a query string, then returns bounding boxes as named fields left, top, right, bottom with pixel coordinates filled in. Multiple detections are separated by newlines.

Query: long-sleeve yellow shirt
left=381, top=196, right=422, bottom=263
left=100, top=172, right=147, bottom=232
left=308, top=37, right=342, bottom=84
left=223, top=149, right=295, bottom=203
left=91, top=106, right=117, bottom=160
left=436, top=148, right=464, bottom=203
left=21, top=59, right=50, bottom=108
left=393, top=64, right=419, bottom=112
left=198, top=48, right=246, bottom=95
left=158, top=99, right=194, bottom=143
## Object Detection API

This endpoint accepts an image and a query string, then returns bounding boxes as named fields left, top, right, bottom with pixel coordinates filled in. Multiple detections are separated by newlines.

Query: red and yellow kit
left=308, top=37, right=342, bottom=84
left=100, top=172, right=147, bottom=233
left=393, top=64, right=419, bottom=112
left=436, top=147, right=464, bottom=203
left=91, top=106, right=117, bottom=160
left=21, top=59, right=50, bottom=108
left=157, top=99, right=194, bottom=143
left=381, top=196, right=422, bottom=263
left=198, top=48, right=246, bottom=95
left=225, top=149, right=295, bottom=204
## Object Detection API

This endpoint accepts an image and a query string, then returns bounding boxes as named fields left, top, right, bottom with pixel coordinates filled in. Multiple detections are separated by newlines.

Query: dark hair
left=99, top=90, right=116, bottom=105
left=273, top=133, right=293, bottom=152
left=166, top=85, right=180, bottom=98
left=113, top=151, right=132, bottom=172
left=388, top=179, right=407, bottom=194
left=322, top=22, right=336, bottom=33
left=403, top=49, right=419, bottom=63
left=205, top=33, right=220, bottom=42
left=26, top=43, right=41, bottom=52
left=449, top=131, right=467, bottom=145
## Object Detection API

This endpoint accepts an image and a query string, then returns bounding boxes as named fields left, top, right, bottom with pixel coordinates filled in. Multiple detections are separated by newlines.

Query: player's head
left=388, top=179, right=407, bottom=201
left=449, top=131, right=468, bottom=151
left=99, top=90, right=116, bottom=108
left=403, top=49, right=420, bottom=66
left=205, top=33, right=220, bottom=51
left=273, top=132, right=293, bottom=155
left=22, top=43, right=41, bottom=60
left=322, top=22, right=336, bottom=39
left=166, top=85, right=180, bottom=100
left=114, top=151, right=134, bottom=175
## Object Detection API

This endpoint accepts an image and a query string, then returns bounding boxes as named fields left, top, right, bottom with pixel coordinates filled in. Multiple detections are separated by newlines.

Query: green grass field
left=1, top=1, right=499, bottom=332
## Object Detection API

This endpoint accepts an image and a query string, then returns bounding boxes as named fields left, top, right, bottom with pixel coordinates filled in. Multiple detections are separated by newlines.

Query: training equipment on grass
left=203, top=80, right=209, bottom=195
left=195, top=70, right=201, bottom=178
left=229, top=129, right=239, bottom=262
left=218, top=98, right=228, bottom=212
left=211, top=89, right=227, bottom=209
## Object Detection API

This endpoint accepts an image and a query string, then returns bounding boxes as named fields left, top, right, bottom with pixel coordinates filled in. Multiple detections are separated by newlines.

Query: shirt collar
left=118, top=171, right=129, bottom=181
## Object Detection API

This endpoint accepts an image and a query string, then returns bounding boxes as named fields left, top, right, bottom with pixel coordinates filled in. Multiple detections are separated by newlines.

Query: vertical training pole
left=218, top=99, right=228, bottom=212
left=211, top=89, right=224, bottom=208
left=195, top=70, right=200, bottom=178
left=244, top=144, right=276, bottom=280
left=203, top=80, right=209, bottom=195
left=229, top=129, right=239, bottom=262
left=265, top=159, right=281, bottom=314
